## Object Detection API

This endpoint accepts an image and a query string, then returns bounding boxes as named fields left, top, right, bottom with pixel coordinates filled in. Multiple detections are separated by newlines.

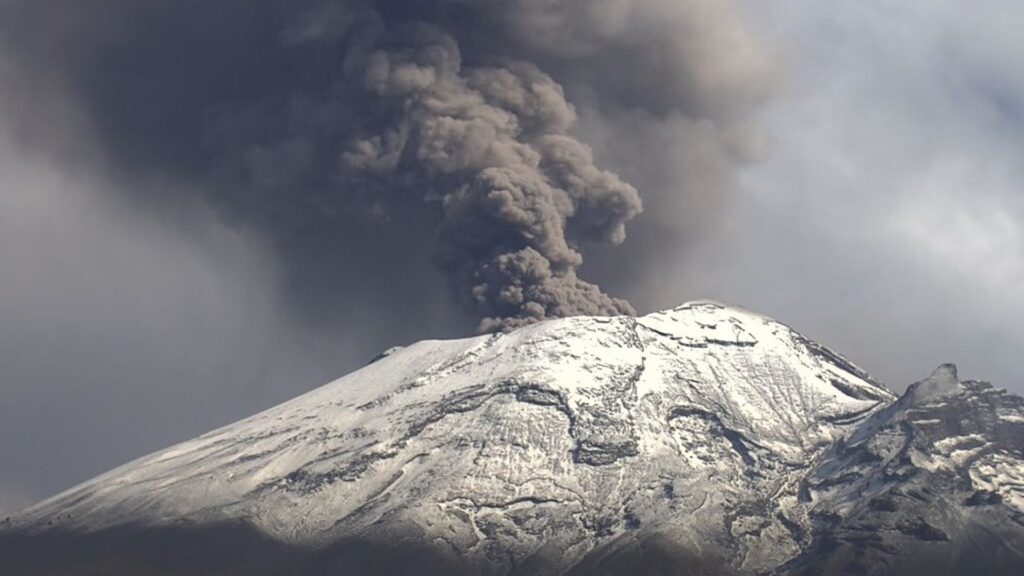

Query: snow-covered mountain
left=3, top=302, right=1023, bottom=575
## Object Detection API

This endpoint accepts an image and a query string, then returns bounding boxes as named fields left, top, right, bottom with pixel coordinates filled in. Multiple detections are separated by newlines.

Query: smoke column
left=347, top=21, right=643, bottom=329
left=206, top=0, right=774, bottom=331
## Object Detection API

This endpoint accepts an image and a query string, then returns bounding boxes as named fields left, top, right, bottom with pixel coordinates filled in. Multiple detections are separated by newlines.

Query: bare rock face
left=3, top=302, right=1023, bottom=575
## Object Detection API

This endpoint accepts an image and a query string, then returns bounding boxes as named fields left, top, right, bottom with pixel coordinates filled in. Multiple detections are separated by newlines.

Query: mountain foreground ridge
left=3, top=301, right=1024, bottom=575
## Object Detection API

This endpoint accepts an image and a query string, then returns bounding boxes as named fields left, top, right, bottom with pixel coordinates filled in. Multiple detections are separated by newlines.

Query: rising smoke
left=208, top=0, right=775, bottom=331
left=345, top=20, right=641, bottom=329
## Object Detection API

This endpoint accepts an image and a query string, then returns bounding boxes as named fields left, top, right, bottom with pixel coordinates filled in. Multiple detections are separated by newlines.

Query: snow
left=970, top=452, right=1024, bottom=512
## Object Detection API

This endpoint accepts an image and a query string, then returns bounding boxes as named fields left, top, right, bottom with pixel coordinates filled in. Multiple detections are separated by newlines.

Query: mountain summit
left=3, top=302, right=1023, bottom=575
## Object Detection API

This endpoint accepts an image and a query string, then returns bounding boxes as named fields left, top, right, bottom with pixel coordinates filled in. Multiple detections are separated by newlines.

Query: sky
left=1, top=1, right=1022, bottom=515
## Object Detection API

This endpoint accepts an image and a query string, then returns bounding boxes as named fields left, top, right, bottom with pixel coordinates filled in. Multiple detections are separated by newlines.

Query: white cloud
left=889, top=158, right=1024, bottom=298
left=685, top=0, right=1024, bottom=390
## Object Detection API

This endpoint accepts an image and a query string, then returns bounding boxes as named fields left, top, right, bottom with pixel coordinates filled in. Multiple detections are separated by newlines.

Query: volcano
left=3, top=301, right=1023, bottom=575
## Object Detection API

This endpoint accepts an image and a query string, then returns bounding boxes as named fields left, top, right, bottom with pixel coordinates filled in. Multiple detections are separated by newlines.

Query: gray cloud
left=689, top=0, right=1024, bottom=392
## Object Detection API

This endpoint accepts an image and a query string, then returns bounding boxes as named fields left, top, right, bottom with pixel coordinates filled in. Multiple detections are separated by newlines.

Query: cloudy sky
left=1, top=1, right=1022, bottom=514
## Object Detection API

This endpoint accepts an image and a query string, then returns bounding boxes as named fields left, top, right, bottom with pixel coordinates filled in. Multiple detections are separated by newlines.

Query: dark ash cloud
left=219, top=16, right=643, bottom=330
left=0, top=0, right=772, bottom=333
left=201, top=0, right=774, bottom=330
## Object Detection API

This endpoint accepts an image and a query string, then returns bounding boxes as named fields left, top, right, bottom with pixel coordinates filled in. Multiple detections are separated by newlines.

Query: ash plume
left=343, top=22, right=641, bottom=329
left=211, top=0, right=773, bottom=330
left=221, top=7, right=643, bottom=331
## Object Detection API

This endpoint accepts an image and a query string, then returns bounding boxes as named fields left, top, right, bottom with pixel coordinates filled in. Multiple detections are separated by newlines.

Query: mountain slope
left=2, top=302, right=1022, bottom=575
